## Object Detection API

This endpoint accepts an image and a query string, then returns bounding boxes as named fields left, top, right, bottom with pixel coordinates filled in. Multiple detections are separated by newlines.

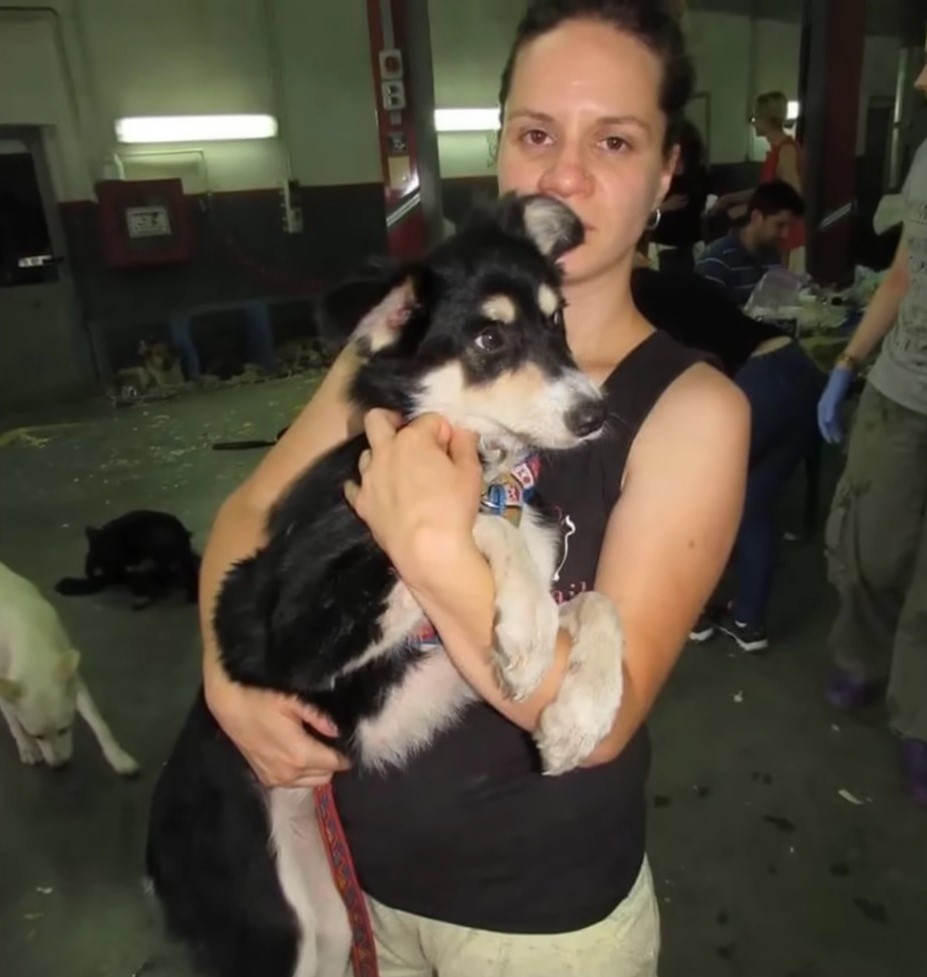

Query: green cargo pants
left=825, top=382, right=927, bottom=740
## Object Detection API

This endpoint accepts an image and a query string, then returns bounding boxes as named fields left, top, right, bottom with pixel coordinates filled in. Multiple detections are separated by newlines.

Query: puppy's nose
left=566, top=399, right=606, bottom=438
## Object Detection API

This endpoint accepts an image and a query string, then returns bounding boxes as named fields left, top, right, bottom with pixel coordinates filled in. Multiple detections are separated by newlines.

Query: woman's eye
left=521, top=128, right=550, bottom=147
left=601, top=135, right=630, bottom=153
left=475, top=327, right=504, bottom=353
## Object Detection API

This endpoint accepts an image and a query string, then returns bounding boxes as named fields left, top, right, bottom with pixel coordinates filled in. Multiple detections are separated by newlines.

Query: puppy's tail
left=55, top=577, right=107, bottom=596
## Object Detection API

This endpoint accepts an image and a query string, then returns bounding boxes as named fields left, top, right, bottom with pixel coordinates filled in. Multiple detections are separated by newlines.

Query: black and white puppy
left=146, top=194, right=625, bottom=977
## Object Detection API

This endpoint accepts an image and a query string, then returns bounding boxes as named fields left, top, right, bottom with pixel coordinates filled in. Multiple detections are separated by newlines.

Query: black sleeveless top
left=334, top=331, right=703, bottom=933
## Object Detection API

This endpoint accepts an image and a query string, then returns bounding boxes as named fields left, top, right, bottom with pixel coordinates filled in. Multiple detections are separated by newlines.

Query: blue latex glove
left=817, top=366, right=855, bottom=443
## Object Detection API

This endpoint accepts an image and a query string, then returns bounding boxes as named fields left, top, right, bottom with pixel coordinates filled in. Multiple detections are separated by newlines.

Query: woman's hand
left=344, top=410, right=483, bottom=587
left=204, top=662, right=350, bottom=788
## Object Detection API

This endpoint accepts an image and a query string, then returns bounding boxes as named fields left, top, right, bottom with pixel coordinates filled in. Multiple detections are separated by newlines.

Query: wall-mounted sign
left=125, top=205, right=172, bottom=239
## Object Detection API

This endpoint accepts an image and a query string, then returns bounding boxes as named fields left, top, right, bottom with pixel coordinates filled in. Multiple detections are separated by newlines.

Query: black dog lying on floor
left=145, top=194, right=626, bottom=977
left=56, top=510, right=200, bottom=608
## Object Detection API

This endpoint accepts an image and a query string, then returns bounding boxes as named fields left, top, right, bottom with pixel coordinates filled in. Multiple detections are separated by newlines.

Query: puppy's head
left=0, top=648, right=80, bottom=768
left=317, top=194, right=605, bottom=455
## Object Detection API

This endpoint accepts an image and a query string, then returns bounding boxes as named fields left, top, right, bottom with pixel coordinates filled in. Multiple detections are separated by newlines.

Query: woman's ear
left=658, top=144, right=682, bottom=204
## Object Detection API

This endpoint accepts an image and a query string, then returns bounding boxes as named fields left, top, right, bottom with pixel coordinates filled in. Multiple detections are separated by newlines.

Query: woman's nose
left=537, top=145, right=592, bottom=198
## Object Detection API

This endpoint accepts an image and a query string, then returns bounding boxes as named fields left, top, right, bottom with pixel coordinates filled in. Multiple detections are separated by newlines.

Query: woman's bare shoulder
left=632, top=360, right=749, bottom=473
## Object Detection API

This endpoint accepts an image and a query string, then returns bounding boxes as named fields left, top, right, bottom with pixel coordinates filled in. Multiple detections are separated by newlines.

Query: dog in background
left=115, top=339, right=185, bottom=399
left=146, top=194, right=625, bottom=977
left=56, top=510, right=200, bottom=609
left=0, top=561, right=139, bottom=776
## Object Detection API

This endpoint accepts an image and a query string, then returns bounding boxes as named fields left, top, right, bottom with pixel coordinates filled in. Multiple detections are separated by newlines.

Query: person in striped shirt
left=695, top=180, right=805, bottom=307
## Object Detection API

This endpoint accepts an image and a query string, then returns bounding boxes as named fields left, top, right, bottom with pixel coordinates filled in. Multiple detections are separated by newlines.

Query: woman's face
left=497, top=20, right=676, bottom=288
left=752, top=105, right=771, bottom=139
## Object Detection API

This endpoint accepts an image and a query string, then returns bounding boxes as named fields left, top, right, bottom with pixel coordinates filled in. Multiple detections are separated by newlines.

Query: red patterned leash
left=314, top=783, right=380, bottom=977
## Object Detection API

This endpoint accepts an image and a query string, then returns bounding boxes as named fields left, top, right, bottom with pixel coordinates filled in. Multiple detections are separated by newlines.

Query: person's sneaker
left=689, top=612, right=717, bottom=643
left=716, top=610, right=768, bottom=653
left=900, top=739, right=927, bottom=808
left=823, top=668, right=886, bottom=711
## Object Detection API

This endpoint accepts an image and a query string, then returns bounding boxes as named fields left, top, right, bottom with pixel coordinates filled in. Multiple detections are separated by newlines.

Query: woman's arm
left=579, top=364, right=748, bottom=763
left=841, top=235, right=909, bottom=364
left=713, top=187, right=753, bottom=211
left=201, top=344, right=362, bottom=786
left=776, top=144, right=802, bottom=195
left=351, top=366, right=750, bottom=764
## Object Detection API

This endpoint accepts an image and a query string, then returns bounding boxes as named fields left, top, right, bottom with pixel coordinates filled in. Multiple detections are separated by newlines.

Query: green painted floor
left=1, top=377, right=923, bottom=977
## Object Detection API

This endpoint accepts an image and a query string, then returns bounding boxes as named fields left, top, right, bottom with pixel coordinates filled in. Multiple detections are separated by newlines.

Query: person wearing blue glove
left=820, top=48, right=927, bottom=808
left=816, top=362, right=854, bottom=444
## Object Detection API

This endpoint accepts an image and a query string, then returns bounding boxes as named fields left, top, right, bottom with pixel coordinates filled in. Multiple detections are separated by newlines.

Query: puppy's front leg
left=0, top=700, right=42, bottom=765
left=472, top=515, right=559, bottom=701
left=535, top=592, right=624, bottom=776
left=75, top=678, right=140, bottom=777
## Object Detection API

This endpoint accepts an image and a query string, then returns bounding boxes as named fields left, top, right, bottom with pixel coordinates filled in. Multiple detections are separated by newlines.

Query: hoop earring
left=646, top=208, right=662, bottom=232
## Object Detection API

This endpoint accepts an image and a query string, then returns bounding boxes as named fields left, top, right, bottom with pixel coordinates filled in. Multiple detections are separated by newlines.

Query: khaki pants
left=825, top=383, right=927, bottom=739
left=360, top=858, right=659, bottom=977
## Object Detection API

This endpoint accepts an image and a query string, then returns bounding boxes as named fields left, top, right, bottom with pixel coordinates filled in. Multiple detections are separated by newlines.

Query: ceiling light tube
left=115, top=114, right=278, bottom=144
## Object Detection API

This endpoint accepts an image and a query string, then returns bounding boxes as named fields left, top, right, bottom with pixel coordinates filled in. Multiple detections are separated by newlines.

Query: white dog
left=0, top=561, right=139, bottom=775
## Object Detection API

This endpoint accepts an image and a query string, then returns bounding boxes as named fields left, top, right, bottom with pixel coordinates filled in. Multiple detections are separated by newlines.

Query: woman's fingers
left=343, top=479, right=360, bottom=510
left=448, top=427, right=481, bottom=473
left=291, top=773, right=335, bottom=789
left=364, top=408, right=402, bottom=448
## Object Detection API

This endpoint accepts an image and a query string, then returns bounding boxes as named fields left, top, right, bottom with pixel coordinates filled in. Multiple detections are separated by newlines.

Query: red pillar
left=801, top=0, right=868, bottom=284
left=364, top=0, right=428, bottom=261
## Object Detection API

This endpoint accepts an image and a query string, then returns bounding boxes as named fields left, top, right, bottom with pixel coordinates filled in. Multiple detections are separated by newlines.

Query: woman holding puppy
left=200, top=1, right=748, bottom=973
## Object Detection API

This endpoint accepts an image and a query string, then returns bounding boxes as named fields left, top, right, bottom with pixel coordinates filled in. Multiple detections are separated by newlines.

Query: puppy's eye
left=474, top=327, right=505, bottom=353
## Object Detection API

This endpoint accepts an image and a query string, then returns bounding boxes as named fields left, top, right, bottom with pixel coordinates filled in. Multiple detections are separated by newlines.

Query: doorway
left=0, top=126, right=93, bottom=414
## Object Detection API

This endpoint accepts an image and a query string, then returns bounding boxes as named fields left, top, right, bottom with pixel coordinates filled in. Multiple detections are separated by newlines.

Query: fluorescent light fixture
left=435, top=108, right=500, bottom=133
left=787, top=100, right=800, bottom=122
left=115, top=114, right=278, bottom=144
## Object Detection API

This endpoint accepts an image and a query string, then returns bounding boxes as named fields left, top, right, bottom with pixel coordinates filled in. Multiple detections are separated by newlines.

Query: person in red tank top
left=755, top=93, right=805, bottom=260
left=713, top=92, right=806, bottom=271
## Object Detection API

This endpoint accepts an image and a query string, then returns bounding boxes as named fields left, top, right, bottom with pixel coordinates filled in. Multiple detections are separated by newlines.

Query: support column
left=364, top=0, right=444, bottom=261
left=800, top=0, right=868, bottom=284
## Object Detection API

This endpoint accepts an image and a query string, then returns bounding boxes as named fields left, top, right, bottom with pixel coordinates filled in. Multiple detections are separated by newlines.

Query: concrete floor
left=0, top=378, right=923, bottom=977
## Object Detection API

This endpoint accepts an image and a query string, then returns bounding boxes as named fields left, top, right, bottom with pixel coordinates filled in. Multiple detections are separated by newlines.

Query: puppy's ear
left=498, top=193, right=585, bottom=261
left=315, top=259, right=412, bottom=350
left=0, top=678, right=22, bottom=703
left=57, top=649, right=81, bottom=681
left=348, top=277, right=419, bottom=355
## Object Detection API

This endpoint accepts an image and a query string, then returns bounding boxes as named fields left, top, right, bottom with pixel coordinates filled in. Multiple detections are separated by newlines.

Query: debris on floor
left=838, top=789, right=866, bottom=806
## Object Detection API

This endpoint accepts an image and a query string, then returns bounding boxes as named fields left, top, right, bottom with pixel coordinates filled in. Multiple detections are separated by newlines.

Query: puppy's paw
left=108, top=748, right=141, bottom=778
left=535, top=592, right=624, bottom=775
left=492, top=591, right=559, bottom=701
left=17, top=739, right=43, bottom=766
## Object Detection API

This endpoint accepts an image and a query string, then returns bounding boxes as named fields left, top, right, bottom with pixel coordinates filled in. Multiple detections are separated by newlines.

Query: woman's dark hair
left=498, top=0, right=695, bottom=152
left=677, top=118, right=706, bottom=172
